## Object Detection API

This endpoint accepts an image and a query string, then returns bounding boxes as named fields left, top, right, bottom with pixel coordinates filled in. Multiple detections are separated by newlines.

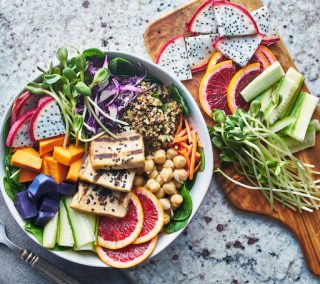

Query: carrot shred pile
left=169, top=115, right=203, bottom=180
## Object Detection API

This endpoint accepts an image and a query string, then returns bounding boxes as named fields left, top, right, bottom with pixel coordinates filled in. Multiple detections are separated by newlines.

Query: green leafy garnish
left=25, top=221, right=43, bottom=244
left=109, top=57, right=135, bottom=75
left=171, top=185, right=192, bottom=221
left=169, top=85, right=189, bottom=116
left=82, top=48, right=105, bottom=59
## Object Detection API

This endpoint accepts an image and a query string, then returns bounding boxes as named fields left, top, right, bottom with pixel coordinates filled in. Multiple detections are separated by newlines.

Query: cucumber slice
left=283, top=125, right=316, bottom=153
left=285, top=92, right=319, bottom=141
left=310, top=119, right=320, bottom=132
left=73, top=213, right=97, bottom=251
left=241, top=61, right=285, bottom=102
left=259, top=87, right=273, bottom=112
left=268, top=77, right=300, bottom=124
left=270, top=116, right=296, bottom=133
left=43, top=212, right=59, bottom=249
left=263, top=79, right=284, bottom=120
left=58, top=200, right=74, bottom=247
left=64, top=197, right=95, bottom=248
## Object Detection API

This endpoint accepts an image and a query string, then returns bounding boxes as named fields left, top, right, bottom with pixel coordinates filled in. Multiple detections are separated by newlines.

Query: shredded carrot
left=175, top=128, right=187, bottom=138
left=195, top=152, right=200, bottom=158
left=179, top=142, right=191, bottom=150
left=194, top=161, right=201, bottom=173
left=189, top=130, right=197, bottom=180
left=175, top=114, right=183, bottom=135
left=178, top=149, right=190, bottom=169
left=187, top=146, right=192, bottom=156
left=184, top=118, right=192, bottom=143
left=172, top=135, right=188, bottom=144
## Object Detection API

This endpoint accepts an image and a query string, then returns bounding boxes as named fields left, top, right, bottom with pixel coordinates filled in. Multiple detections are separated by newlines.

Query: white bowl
left=0, top=51, right=213, bottom=267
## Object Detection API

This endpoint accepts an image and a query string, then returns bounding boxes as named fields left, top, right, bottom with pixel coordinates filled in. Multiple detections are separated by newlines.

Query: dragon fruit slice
left=11, top=91, right=41, bottom=126
left=213, top=1, right=259, bottom=36
left=251, top=6, right=279, bottom=46
left=186, top=0, right=218, bottom=34
left=6, top=110, right=35, bottom=147
left=185, top=34, right=219, bottom=72
left=155, top=35, right=192, bottom=81
left=214, top=34, right=263, bottom=67
left=30, top=97, right=65, bottom=141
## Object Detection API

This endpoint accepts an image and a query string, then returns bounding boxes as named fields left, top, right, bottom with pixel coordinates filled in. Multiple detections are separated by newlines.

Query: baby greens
left=210, top=102, right=320, bottom=212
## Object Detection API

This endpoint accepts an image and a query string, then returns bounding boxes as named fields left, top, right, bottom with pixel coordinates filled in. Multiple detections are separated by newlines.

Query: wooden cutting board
left=144, top=0, right=320, bottom=276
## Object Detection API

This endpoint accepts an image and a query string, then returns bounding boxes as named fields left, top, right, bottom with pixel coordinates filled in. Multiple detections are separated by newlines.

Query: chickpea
left=162, top=182, right=177, bottom=195
left=160, top=168, right=174, bottom=182
left=144, top=159, right=154, bottom=174
left=154, top=187, right=165, bottom=199
left=163, top=159, right=174, bottom=169
left=159, top=198, right=171, bottom=210
left=166, top=148, right=179, bottom=160
left=173, top=155, right=187, bottom=169
left=146, top=155, right=154, bottom=160
left=155, top=174, right=164, bottom=186
left=136, top=167, right=145, bottom=175
left=133, top=175, right=144, bottom=187
left=146, top=179, right=160, bottom=193
left=148, top=169, right=158, bottom=179
left=163, top=213, right=171, bottom=225
left=173, top=169, right=188, bottom=183
left=173, top=179, right=182, bottom=189
left=154, top=149, right=166, bottom=164
left=170, top=194, right=184, bottom=208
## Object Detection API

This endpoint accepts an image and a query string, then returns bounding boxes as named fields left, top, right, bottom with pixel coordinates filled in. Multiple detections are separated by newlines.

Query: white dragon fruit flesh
left=11, top=91, right=40, bottom=126
left=155, top=35, right=192, bottom=81
left=6, top=110, right=35, bottom=147
left=185, top=33, right=219, bottom=72
left=214, top=34, right=263, bottom=67
left=30, top=97, right=66, bottom=141
left=186, top=0, right=218, bottom=34
left=213, top=1, right=259, bottom=36
left=251, top=6, right=279, bottom=45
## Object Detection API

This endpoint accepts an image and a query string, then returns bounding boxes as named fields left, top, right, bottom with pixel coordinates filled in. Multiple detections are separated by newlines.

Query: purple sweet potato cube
left=14, top=190, right=38, bottom=219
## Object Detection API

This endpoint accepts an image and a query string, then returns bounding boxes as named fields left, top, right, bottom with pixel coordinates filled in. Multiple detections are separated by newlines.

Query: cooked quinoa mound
left=122, top=82, right=182, bottom=151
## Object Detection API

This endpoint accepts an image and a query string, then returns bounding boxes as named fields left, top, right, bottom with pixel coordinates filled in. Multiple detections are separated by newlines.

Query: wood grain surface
left=144, top=0, right=320, bottom=276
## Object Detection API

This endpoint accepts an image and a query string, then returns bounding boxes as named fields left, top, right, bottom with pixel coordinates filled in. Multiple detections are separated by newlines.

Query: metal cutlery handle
left=20, top=249, right=82, bottom=284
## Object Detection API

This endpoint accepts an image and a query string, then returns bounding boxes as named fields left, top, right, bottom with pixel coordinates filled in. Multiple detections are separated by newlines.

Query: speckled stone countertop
left=0, top=0, right=320, bottom=283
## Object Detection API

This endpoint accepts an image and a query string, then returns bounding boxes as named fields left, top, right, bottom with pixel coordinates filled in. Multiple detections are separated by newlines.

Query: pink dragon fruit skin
left=30, top=97, right=66, bottom=141
left=6, top=110, right=36, bottom=147
left=11, top=91, right=41, bottom=126
left=213, top=1, right=260, bottom=37
left=155, top=35, right=192, bottom=81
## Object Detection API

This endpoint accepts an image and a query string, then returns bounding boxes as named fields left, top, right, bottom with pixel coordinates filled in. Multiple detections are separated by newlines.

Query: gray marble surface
left=0, top=0, right=320, bottom=283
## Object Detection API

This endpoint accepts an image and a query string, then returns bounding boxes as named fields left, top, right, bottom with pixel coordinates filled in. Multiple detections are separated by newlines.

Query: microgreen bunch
left=209, top=101, right=320, bottom=212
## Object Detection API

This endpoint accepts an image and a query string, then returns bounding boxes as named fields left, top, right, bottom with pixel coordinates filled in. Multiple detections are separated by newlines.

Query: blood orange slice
left=96, top=236, right=158, bottom=268
left=98, top=193, right=143, bottom=249
left=133, top=187, right=164, bottom=244
left=227, top=62, right=261, bottom=114
left=206, top=51, right=228, bottom=73
left=257, top=45, right=277, bottom=64
left=250, top=50, right=270, bottom=70
left=199, top=60, right=237, bottom=116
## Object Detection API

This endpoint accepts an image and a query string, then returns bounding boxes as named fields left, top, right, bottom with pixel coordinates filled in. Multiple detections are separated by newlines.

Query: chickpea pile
left=133, top=148, right=188, bottom=226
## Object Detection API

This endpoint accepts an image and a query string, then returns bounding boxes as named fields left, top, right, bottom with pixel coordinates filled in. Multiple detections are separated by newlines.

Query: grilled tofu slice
left=70, top=182, right=131, bottom=218
left=90, top=131, right=145, bottom=170
left=79, top=154, right=135, bottom=193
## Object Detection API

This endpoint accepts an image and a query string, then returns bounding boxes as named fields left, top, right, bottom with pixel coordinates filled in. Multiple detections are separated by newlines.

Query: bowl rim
left=0, top=50, right=214, bottom=267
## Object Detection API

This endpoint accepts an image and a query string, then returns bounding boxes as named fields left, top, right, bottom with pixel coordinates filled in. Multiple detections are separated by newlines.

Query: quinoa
left=122, top=82, right=182, bottom=152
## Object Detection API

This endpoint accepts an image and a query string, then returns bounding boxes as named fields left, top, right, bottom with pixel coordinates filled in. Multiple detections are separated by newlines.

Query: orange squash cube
left=39, top=135, right=65, bottom=156
left=11, top=150, right=42, bottom=172
left=53, top=146, right=72, bottom=166
left=66, top=159, right=82, bottom=183
left=18, top=169, right=38, bottom=183
left=45, top=157, right=69, bottom=184
left=69, top=144, right=85, bottom=163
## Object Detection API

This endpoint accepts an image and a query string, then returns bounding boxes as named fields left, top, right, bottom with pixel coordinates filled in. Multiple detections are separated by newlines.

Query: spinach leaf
left=25, top=221, right=43, bottom=244
left=169, top=85, right=189, bottom=116
left=164, top=217, right=189, bottom=234
left=185, top=173, right=197, bottom=190
left=108, top=57, right=135, bottom=75
left=82, top=48, right=105, bottom=59
left=172, top=184, right=192, bottom=221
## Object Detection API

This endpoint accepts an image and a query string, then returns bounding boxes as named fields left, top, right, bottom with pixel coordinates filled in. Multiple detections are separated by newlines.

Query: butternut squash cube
left=11, top=150, right=42, bottom=172
left=69, top=144, right=85, bottom=163
left=39, top=135, right=65, bottom=156
left=13, top=147, right=40, bottom=157
left=18, top=169, right=38, bottom=183
left=53, top=147, right=72, bottom=166
left=45, top=157, right=69, bottom=184
left=66, top=159, right=82, bottom=183
left=42, top=153, right=53, bottom=176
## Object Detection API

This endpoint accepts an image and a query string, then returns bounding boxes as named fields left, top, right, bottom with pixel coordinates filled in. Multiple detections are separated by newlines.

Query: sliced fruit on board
left=96, top=236, right=157, bottom=268
left=11, top=91, right=40, bottom=126
left=30, top=97, right=66, bottom=141
left=6, top=110, right=35, bottom=147
left=214, top=34, right=263, bottom=67
left=257, top=45, right=277, bottom=64
left=185, top=34, right=219, bottom=72
left=227, top=62, right=261, bottom=114
left=199, top=60, right=237, bottom=116
left=250, top=50, right=270, bottom=70
left=206, top=51, right=228, bottom=73
left=155, top=35, right=192, bottom=81
left=185, top=0, right=218, bottom=34
left=213, top=1, right=259, bottom=36
left=251, top=6, right=279, bottom=45
left=98, top=193, right=144, bottom=249
left=133, top=187, right=164, bottom=244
